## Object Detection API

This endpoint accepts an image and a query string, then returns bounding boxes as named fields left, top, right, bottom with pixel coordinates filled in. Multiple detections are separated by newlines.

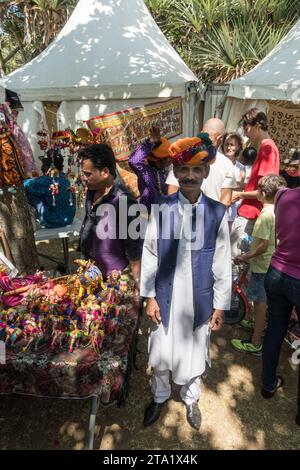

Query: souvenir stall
left=0, top=92, right=40, bottom=274
left=36, top=127, right=87, bottom=208
left=0, top=259, right=140, bottom=449
left=37, top=123, right=141, bottom=201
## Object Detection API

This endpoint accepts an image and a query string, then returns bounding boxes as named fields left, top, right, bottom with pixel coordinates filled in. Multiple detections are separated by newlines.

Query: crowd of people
left=1, top=95, right=299, bottom=433
left=77, top=107, right=300, bottom=431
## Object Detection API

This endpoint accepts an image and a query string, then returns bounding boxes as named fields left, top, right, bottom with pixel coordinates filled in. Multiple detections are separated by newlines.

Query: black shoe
left=295, top=414, right=300, bottom=426
left=261, top=376, right=284, bottom=399
left=186, top=402, right=201, bottom=430
left=143, top=399, right=168, bottom=427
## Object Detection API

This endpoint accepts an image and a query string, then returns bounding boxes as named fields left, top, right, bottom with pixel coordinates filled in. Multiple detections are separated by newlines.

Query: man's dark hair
left=41, top=149, right=64, bottom=174
left=79, top=144, right=116, bottom=176
left=5, top=88, right=24, bottom=111
left=240, top=108, right=268, bottom=132
left=242, top=147, right=257, bottom=165
left=279, top=169, right=300, bottom=189
left=287, top=148, right=300, bottom=166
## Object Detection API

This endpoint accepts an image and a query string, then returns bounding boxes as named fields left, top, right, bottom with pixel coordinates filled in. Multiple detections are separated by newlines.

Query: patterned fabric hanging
left=1, top=102, right=37, bottom=176
left=0, top=131, right=25, bottom=188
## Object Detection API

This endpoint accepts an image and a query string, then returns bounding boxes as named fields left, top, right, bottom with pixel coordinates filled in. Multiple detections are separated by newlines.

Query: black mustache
left=181, top=179, right=198, bottom=184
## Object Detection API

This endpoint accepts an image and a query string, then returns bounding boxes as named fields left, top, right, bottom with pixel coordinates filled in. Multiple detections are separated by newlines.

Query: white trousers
left=151, top=369, right=201, bottom=405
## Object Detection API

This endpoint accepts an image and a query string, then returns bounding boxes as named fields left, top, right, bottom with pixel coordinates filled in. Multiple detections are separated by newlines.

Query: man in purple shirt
left=79, top=144, right=142, bottom=289
left=129, top=127, right=171, bottom=214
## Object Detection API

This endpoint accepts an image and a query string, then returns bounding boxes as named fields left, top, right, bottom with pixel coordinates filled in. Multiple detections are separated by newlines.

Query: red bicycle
left=224, top=265, right=300, bottom=357
left=285, top=308, right=300, bottom=353
left=224, top=263, right=250, bottom=325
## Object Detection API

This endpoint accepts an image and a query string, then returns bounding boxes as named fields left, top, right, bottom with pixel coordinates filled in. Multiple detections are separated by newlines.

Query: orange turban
left=169, top=133, right=216, bottom=166
left=150, top=137, right=171, bottom=159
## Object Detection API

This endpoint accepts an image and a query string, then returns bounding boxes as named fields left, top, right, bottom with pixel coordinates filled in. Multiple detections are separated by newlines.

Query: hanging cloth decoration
left=0, top=132, right=24, bottom=188
left=2, top=99, right=37, bottom=177
left=0, top=106, right=25, bottom=191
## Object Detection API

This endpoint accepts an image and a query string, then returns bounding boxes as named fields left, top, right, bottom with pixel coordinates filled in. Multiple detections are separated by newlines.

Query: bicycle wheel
left=285, top=320, right=300, bottom=350
left=224, top=290, right=247, bottom=325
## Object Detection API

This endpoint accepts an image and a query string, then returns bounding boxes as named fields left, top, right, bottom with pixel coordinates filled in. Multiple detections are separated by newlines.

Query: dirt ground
left=0, top=239, right=299, bottom=450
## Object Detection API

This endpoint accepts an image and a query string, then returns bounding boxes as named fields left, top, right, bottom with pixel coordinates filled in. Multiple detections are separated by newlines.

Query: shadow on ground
left=0, top=240, right=298, bottom=450
left=0, top=320, right=298, bottom=450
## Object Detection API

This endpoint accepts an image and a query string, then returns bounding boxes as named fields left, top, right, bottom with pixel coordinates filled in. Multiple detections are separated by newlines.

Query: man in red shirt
left=231, top=108, right=279, bottom=259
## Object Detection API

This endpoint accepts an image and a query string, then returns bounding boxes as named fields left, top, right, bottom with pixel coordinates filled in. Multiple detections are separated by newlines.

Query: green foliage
left=193, top=16, right=294, bottom=82
left=145, top=0, right=300, bottom=83
left=0, top=0, right=78, bottom=75
left=0, top=0, right=299, bottom=83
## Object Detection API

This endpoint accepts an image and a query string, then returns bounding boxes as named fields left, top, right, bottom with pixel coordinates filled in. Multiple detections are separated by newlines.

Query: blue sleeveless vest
left=155, top=192, right=226, bottom=330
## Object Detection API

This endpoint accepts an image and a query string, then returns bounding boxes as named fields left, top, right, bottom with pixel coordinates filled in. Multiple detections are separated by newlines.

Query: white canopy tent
left=222, top=19, right=300, bottom=131
left=0, top=0, right=202, bottom=158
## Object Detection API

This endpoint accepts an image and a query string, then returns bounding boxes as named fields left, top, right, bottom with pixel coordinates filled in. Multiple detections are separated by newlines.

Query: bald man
left=203, top=118, right=225, bottom=138
left=167, top=118, right=237, bottom=206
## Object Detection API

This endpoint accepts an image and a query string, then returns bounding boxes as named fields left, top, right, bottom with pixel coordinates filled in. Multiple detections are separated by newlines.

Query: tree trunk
left=0, top=47, right=7, bottom=76
left=0, top=185, right=39, bottom=274
left=24, top=4, right=32, bottom=45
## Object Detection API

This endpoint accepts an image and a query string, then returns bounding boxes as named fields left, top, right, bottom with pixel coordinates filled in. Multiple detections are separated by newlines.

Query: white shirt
left=140, top=192, right=232, bottom=384
left=234, top=160, right=245, bottom=182
left=227, top=160, right=245, bottom=222
left=244, top=164, right=253, bottom=184
left=166, top=151, right=237, bottom=202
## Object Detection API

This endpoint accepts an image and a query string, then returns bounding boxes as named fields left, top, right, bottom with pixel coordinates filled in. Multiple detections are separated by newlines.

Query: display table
left=0, top=300, right=140, bottom=449
left=34, top=218, right=82, bottom=273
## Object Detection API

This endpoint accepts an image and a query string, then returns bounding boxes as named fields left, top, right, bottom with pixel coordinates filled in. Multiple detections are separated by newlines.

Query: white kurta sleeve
left=212, top=214, right=232, bottom=310
left=140, top=211, right=158, bottom=298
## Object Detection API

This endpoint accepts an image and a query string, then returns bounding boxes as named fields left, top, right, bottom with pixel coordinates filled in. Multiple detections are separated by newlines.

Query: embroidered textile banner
left=0, top=132, right=25, bottom=188
left=267, top=103, right=300, bottom=161
left=86, top=97, right=182, bottom=161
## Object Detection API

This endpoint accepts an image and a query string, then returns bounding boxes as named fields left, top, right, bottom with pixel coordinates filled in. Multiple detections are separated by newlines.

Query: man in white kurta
left=140, top=135, right=232, bottom=430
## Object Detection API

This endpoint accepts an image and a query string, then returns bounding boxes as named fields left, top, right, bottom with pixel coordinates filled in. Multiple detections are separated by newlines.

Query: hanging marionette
left=44, top=145, right=64, bottom=207
left=49, top=167, right=59, bottom=206
left=51, top=130, right=71, bottom=166
left=37, top=128, right=49, bottom=156
left=67, top=175, right=77, bottom=207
